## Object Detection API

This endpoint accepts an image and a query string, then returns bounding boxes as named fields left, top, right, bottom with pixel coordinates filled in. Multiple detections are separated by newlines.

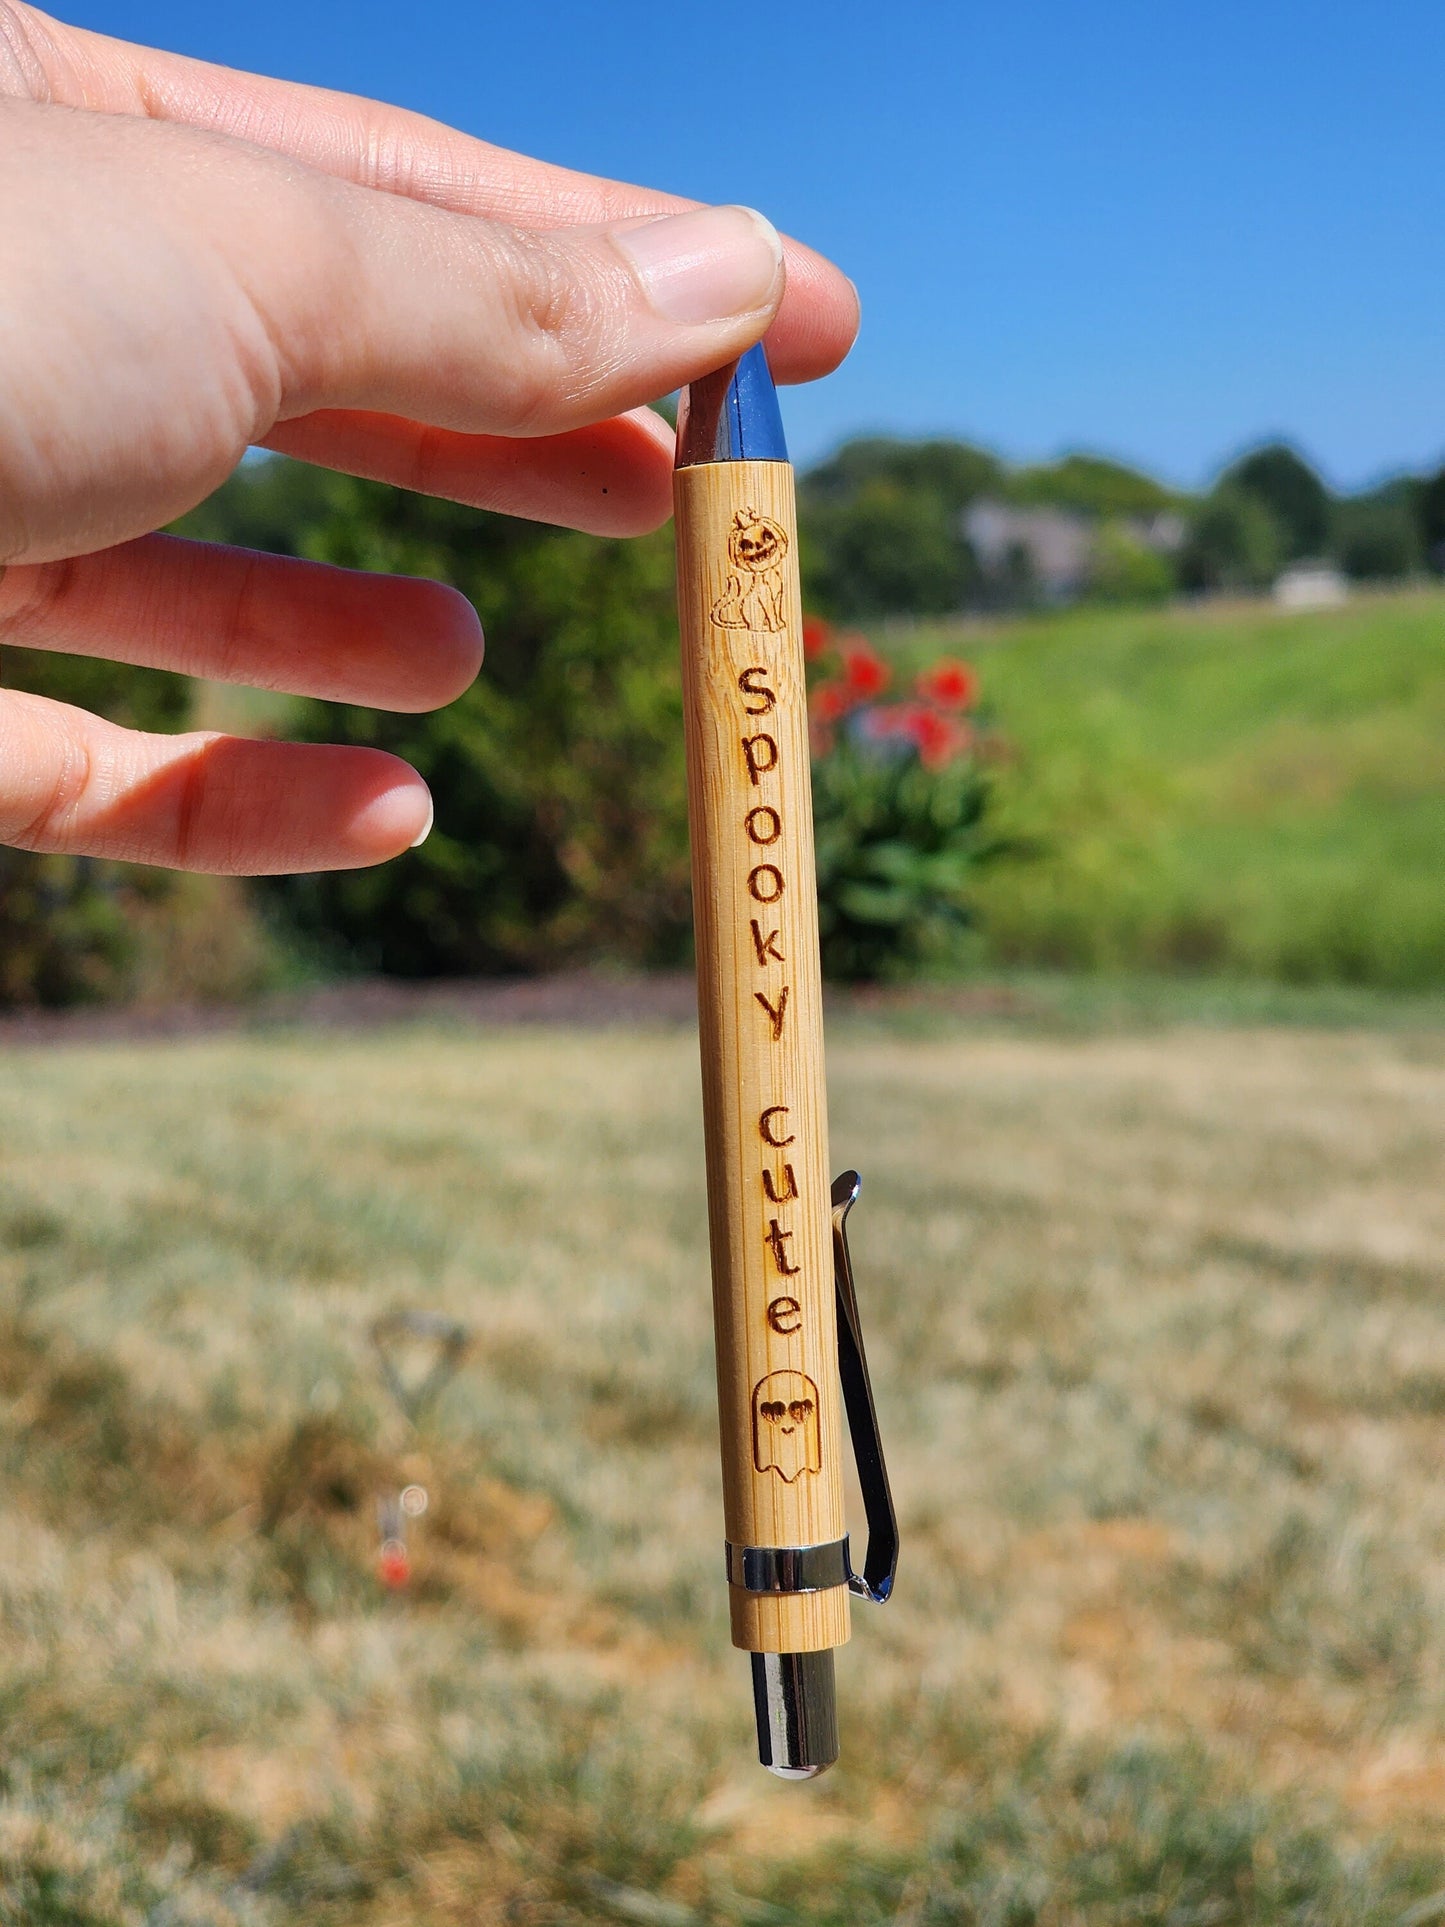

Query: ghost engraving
left=752, top=1370, right=821, bottom=1481
left=710, top=508, right=789, bottom=633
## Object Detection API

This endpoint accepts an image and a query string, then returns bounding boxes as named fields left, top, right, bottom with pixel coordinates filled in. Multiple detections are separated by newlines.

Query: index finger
left=7, top=4, right=858, bottom=384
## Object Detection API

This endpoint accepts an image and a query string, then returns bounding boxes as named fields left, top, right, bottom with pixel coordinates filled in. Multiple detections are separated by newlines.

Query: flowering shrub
left=806, top=622, right=995, bottom=980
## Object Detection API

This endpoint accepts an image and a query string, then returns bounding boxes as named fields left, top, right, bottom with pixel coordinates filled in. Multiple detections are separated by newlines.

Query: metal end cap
left=751, top=1649, right=838, bottom=1778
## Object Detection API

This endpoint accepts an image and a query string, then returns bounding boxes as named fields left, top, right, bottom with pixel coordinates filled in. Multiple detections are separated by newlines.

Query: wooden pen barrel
left=675, top=459, right=851, bottom=1657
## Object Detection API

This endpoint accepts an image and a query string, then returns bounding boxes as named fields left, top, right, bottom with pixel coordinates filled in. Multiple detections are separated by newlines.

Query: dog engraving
left=710, top=508, right=789, bottom=633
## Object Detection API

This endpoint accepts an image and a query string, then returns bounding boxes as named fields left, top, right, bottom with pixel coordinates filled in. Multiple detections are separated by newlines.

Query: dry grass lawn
left=2, top=1011, right=1445, bottom=1922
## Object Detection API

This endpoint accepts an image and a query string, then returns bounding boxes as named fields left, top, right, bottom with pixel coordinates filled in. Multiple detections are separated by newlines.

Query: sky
left=57, top=0, right=1445, bottom=491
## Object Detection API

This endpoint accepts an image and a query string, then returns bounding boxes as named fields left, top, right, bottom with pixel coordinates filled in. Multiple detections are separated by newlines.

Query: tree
left=1007, top=454, right=1176, bottom=517
left=1218, top=443, right=1331, bottom=560
left=801, top=437, right=1003, bottom=511
left=1334, top=489, right=1421, bottom=581
left=797, top=437, right=998, bottom=618
left=1416, top=463, right=1445, bottom=573
left=1177, top=488, right=1283, bottom=593
left=801, top=478, right=974, bottom=619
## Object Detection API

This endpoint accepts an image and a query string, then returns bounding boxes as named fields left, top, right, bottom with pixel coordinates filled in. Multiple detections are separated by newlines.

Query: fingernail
left=410, top=795, right=434, bottom=849
left=614, top=205, right=783, bottom=327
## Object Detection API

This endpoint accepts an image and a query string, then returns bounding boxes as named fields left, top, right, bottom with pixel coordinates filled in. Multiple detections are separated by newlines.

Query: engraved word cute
left=710, top=507, right=789, bottom=634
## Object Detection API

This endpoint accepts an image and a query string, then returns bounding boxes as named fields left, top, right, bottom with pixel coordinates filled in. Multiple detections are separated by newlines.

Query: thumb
left=289, top=198, right=787, bottom=439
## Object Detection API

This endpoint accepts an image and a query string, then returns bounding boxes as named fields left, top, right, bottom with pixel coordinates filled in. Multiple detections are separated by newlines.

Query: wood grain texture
left=675, top=461, right=850, bottom=1656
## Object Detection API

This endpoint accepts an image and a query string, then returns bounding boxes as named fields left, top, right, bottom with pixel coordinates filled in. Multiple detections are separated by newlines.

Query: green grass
left=4, top=1014, right=1445, bottom=1919
left=888, top=586, right=1445, bottom=988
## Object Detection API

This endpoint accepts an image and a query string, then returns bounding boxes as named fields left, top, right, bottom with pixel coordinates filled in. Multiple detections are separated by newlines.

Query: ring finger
left=0, top=533, right=485, bottom=710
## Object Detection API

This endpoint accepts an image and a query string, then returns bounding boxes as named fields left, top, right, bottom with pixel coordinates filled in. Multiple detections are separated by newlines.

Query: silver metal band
left=725, top=1536, right=851, bottom=1595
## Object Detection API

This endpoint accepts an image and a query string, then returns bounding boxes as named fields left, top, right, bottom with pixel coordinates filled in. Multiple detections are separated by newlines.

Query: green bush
left=179, top=459, right=1005, bottom=987
left=1335, top=492, right=1423, bottom=581
left=0, top=647, right=261, bottom=1007
left=806, top=625, right=996, bottom=979
left=274, top=473, right=691, bottom=975
left=813, top=745, right=994, bottom=980
left=276, top=475, right=1004, bottom=985
left=1417, top=464, right=1445, bottom=572
left=1087, top=522, right=1176, bottom=604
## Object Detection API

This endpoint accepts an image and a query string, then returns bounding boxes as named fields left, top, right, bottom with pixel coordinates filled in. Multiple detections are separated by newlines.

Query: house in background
left=963, top=500, right=1186, bottom=603
left=1273, top=562, right=1349, bottom=609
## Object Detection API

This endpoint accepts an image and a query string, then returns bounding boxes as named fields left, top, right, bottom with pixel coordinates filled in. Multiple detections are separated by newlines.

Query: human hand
left=0, top=3, right=858, bottom=873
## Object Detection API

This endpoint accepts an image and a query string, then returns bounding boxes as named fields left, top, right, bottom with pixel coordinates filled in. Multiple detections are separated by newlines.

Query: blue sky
left=61, top=0, right=1445, bottom=491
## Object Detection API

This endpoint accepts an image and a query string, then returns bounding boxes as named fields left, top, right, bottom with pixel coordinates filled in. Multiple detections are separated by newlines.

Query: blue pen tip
left=676, top=341, right=788, bottom=467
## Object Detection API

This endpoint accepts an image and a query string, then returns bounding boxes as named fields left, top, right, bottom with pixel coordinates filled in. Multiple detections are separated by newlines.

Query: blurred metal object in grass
left=370, top=1308, right=472, bottom=1425
left=375, top=1491, right=411, bottom=1589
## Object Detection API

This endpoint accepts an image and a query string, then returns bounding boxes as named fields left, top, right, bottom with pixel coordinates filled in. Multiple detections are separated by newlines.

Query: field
left=893, top=586, right=1445, bottom=987
left=3, top=1002, right=1445, bottom=1922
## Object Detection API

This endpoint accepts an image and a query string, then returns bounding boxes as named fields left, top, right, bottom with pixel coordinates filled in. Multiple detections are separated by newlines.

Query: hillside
left=898, top=587, right=1445, bottom=986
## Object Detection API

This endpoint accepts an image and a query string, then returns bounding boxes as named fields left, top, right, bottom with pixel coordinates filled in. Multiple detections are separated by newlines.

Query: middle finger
left=262, top=405, right=677, bottom=537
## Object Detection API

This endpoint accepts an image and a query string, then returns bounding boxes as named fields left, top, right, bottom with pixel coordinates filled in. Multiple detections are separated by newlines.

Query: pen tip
left=676, top=340, right=787, bottom=468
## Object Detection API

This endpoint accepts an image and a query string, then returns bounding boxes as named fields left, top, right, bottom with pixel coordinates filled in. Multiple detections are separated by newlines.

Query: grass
left=3, top=1009, right=1445, bottom=1919
left=887, top=586, right=1445, bottom=988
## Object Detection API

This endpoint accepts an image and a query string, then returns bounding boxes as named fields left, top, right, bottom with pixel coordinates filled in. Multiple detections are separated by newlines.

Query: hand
left=0, top=3, right=858, bottom=874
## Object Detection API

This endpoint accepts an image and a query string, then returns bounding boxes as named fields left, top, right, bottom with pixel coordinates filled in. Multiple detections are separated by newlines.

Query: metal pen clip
left=743, top=1173, right=897, bottom=1781
left=724, top=1173, right=898, bottom=1610
left=831, top=1170, right=898, bottom=1605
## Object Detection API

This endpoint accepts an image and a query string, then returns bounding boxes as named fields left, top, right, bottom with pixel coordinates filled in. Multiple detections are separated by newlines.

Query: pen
left=674, top=343, right=899, bottom=1777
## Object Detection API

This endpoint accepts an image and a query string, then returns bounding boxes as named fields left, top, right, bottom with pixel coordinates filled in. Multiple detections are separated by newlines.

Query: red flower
left=915, top=658, right=978, bottom=710
left=898, top=703, right=969, bottom=769
left=802, top=615, right=833, bottom=662
left=842, top=638, right=889, bottom=701
left=912, top=711, right=954, bottom=768
left=860, top=703, right=911, bottom=742
left=378, top=1539, right=411, bottom=1590
left=810, top=683, right=849, bottom=725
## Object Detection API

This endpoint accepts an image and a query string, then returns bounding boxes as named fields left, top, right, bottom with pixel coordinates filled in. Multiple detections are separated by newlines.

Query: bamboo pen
left=674, top=343, right=898, bottom=1777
